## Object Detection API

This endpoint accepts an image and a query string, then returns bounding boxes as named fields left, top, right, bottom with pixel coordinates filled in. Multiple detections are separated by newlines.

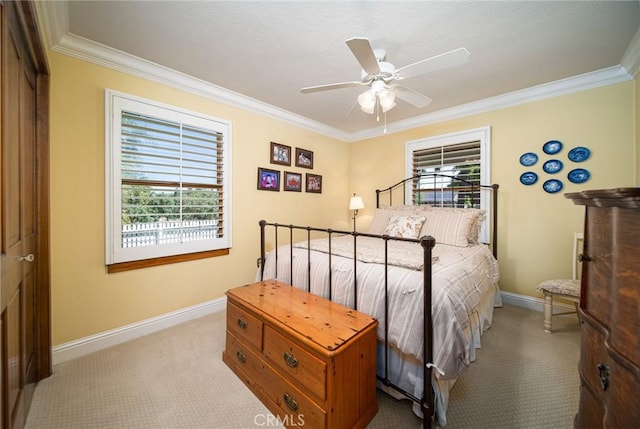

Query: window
left=406, top=126, right=491, bottom=240
left=105, top=90, right=231, bottom=270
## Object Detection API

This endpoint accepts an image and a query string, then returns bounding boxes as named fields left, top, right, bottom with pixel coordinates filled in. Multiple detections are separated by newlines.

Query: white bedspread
left=293, top=234, right=438, bottom=270
left=258, top=235, right=500, bottom=381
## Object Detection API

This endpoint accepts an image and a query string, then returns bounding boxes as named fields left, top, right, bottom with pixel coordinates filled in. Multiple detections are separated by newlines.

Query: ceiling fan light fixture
left=358, top=81, right=396, bottom=115
left=301, top=38, right=470, bottom=123
left=378, top=89, right=396, bottom=112
left=357, top=89, right=376, bottom=114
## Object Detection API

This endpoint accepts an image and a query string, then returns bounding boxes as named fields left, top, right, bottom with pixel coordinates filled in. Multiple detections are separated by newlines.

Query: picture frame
left=284, top=171, right=302, bottom=192
left=270, top=142, right=291, bottom=166
left=295, top=148, right=314, bottom=169
left=305, top=173, right=322, bottom=193
left=257, top=167, right=280, bottom=191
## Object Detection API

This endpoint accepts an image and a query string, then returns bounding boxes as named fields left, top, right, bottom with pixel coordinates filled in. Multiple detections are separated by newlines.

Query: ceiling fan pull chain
left=384, top=111, right=388, bottom=134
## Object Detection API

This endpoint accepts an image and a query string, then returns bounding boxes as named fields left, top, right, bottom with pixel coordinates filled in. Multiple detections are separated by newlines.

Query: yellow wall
left=351, top=82, right=636, bottom=297
left=49, top=53, right=350, bottom=345
left=50, top=48, right=637, bottom=346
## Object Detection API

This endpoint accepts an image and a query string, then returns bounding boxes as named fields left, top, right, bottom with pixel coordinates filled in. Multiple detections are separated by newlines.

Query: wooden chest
left=566, top=188, right=640, bottom=428
left=222, top=280, right=379, bottom=429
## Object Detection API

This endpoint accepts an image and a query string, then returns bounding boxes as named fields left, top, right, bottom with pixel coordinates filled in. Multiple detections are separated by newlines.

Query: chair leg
left=543, top=292, right=553, bottom=333
left=574, top=301, right=580, bottom=323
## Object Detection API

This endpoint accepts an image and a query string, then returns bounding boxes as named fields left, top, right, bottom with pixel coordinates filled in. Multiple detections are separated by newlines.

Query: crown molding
left=39, top=1, right=634, bottom=143
left=51, top=33, right=353, bottom=142
left=35, top=0, right=69, bottom=49
left=622, top=27, right=640, bottom=77
left=350, top=65, right=632, bottom=141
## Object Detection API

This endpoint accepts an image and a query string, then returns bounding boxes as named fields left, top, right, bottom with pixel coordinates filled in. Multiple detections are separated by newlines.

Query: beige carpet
left=25, top=304, right=580, bottom=429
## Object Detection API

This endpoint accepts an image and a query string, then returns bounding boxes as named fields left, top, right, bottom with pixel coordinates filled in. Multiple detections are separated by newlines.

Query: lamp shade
left=349, top=195, right=365, bottom=211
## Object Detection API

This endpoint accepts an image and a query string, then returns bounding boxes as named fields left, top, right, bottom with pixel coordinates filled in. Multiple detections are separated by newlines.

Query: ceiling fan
left=301, top=37, right=470, bottom=116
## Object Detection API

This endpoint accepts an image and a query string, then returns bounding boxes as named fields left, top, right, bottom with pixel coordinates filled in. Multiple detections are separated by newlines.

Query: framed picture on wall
left=305, top=173, right=322, bottom=193
left=295, top=148, right=314, bottom=169
left=270, top=142, right=291, bottom=166
left=284, top=171, right=302, bottom=192
left=257, top=167, right=280, bottom=191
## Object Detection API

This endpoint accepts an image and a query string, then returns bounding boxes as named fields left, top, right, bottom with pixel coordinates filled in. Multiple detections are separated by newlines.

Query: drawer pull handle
left=236, top=350, right=247, bottom=363
left=597, top=363, right=609, bottom=391
left=283, top=352, right=298, bottom=368
left=283, top=393, right=298, bottom=411
left=237, top=318, right=247, bottom=329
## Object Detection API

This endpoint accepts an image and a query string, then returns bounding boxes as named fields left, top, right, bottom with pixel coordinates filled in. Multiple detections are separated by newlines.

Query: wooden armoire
left=566, top=188, right=640, bottom=428
left=0, top=1, right=51, bottom=428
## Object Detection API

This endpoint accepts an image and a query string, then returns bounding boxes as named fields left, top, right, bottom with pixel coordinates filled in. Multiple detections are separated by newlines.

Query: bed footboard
left=258, top=220, right=437, bottom=425
left=258, top=174, right=499, bottom=427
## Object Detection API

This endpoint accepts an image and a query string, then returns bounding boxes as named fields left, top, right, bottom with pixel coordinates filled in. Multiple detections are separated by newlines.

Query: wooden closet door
left=0, top=2, right=47, bottom=428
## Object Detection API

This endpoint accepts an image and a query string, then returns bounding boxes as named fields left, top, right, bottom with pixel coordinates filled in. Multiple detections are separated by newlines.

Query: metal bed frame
left=258, top=174, right=499, bottom=427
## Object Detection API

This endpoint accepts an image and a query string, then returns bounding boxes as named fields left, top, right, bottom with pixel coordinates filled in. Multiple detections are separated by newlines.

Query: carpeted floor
left=25, top=304, right=580, bottom=429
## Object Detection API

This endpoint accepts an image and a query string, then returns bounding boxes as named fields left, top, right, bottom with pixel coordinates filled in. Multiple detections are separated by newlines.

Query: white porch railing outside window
left=121, top=220, right=218, bottom=248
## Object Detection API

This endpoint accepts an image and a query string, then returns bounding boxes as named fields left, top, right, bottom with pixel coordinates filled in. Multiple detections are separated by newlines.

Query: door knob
left=578, top=253, right=591, bottom=262
left=19, top=254, right=35, bottom=262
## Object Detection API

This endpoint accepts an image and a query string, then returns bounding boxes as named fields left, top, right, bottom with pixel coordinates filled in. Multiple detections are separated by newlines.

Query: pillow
left=419, top=208, right=482, bottom=247
left=384, top=215, right=426, bottom=239
left=368, top=205, right=431, bottom=234
left=419, top=207, right=486, bottom=245
left=467, top=210, right=486, bottom=244
left=367, top=208, right=394, bottom=234
left=378, top=204, right=431, bottom=211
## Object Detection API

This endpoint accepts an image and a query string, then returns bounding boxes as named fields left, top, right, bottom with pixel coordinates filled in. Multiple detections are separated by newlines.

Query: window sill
left=107, top=248, right=230, bottom=273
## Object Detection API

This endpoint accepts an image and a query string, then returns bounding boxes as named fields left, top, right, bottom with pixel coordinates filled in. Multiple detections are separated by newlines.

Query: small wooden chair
left=536, top=233, right=583, bottom=333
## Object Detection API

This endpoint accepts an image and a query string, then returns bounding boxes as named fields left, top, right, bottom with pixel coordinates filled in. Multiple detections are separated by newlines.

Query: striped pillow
left=419, top=209, right=478, bottom=247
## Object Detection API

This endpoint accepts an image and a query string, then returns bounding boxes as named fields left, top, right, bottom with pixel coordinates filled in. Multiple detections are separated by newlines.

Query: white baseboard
left=500, top=291, right=576, bottom=314
left=52, top=296, right=227, bottom=365
left=51, top=291, right=569, bottom=365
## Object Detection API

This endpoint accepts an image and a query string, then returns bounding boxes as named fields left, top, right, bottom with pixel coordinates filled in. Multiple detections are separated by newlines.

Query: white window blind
left=412, top=141, right=481, bottom=207
left=106, top=90, right=232, bottom=265
left=406, top=127, right=491, bottom=241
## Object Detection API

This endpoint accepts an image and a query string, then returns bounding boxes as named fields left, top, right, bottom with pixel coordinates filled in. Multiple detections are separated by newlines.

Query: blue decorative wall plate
left=568, top=168, right=590, bottom=184
left=543, top=159, right=563, bottom=174
left=519, top=152, right=538, bottom=166
left=519, top=172, right=538, bottom=185
left=568, top=146, right=591, bottom=162
left=543, top=140, right=563, bottom=155
left=543, top=179, right=563, bottom=194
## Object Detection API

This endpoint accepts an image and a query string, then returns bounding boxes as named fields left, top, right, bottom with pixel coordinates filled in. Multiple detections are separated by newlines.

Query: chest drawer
left=578, top=316, right=640, bottom=428
left=227, top=302, right=263, bottom=351
left=263, top=325, right=327, bottom=401
left=225, top=331, right=272, bottom=388
left=226, top=332, right=327, bottom=429
left=579, top=316, right=609, bottom=398
left=268, top=369, right=326, bottom=429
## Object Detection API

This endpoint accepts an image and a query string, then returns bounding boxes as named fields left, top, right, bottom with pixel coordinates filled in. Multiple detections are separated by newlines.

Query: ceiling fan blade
left=396, top=47, right=470, bottom=79
left=300, top=81, right=362, bottom=94
left=393, top=85, right=433, bottom=108
left=345, top=37, right=380, bottom=76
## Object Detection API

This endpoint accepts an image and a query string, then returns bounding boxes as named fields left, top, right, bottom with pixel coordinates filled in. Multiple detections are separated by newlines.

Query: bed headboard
left=375, top=173, right=499, bottom=258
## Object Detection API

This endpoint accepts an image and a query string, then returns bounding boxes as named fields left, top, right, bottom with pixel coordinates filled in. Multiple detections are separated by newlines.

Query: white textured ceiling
left=44, top=1, right=640, bottom=138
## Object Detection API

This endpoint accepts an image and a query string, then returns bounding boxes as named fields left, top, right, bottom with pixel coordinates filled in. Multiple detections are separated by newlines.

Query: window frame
left=405, top=126, right=491, bottom=242
left=105, top=89, right=232, bottom=270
